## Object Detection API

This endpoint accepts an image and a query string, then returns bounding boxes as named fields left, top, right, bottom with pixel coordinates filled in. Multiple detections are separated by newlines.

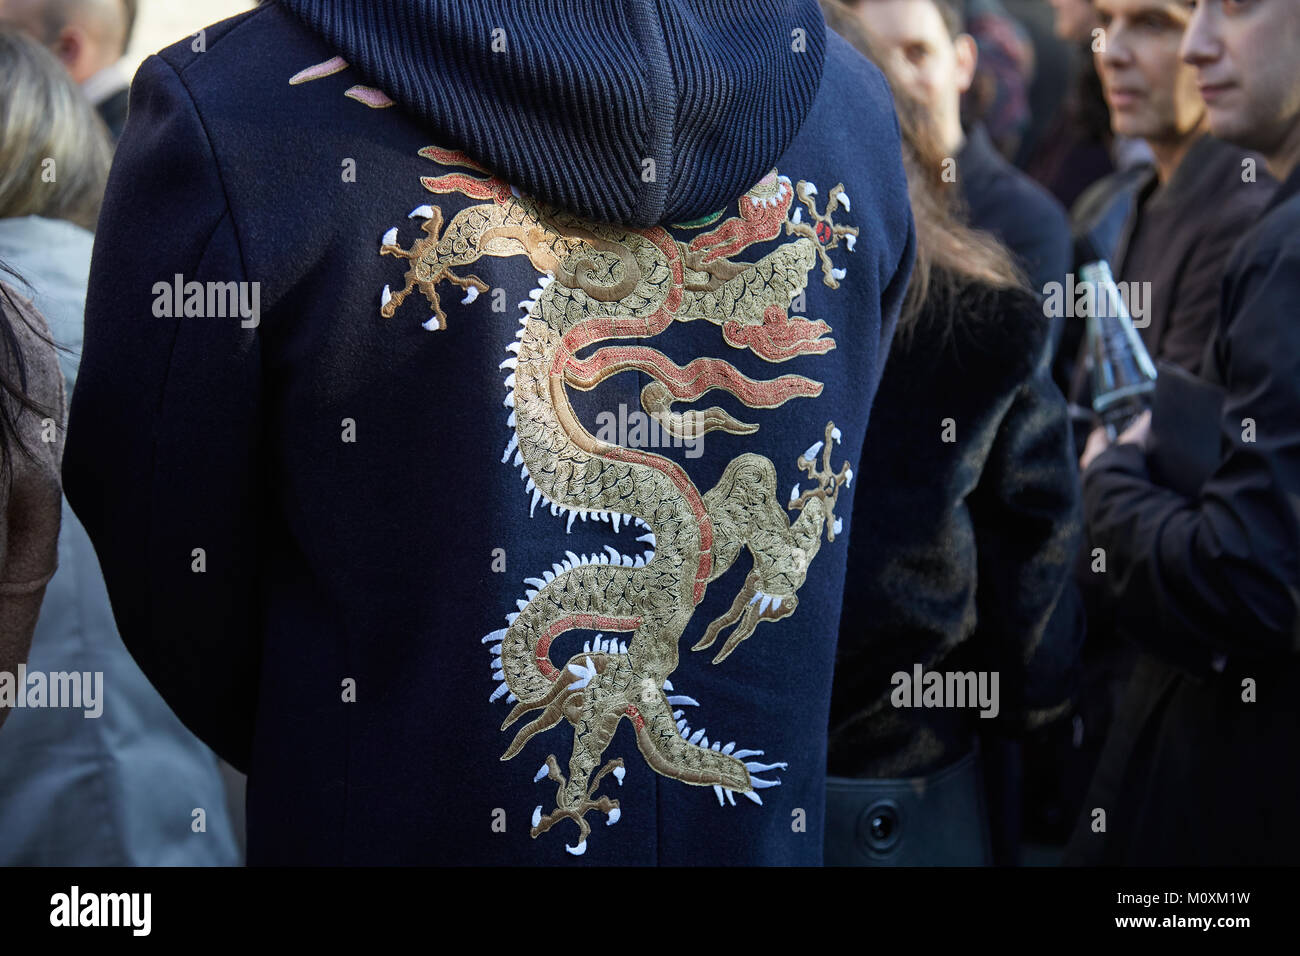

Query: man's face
left=1182, top=0, right=1300, bottom=158
left=1095, top=0, right=1205, bottom=144
left=1049, top=0, right=1101, bottom=42
left=854, top=0, right=974, bottom=149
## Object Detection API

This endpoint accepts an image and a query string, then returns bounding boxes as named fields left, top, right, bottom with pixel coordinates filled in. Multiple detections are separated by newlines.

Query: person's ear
left=50, top=25, right=91, bottom=83
left=953, top=32, right=978, bottom=95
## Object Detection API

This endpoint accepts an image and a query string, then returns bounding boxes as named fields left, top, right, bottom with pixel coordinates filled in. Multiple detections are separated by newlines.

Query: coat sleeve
left=967, top=322, right=1086, bottom=730
left=0, top=292, right=65, bottom=729
left=62, top=54, right=264, bottom=771
left=1082, top=237, right=1300, bottom=664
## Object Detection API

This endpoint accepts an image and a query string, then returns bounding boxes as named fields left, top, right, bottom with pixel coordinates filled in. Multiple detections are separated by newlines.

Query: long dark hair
left=821, top=0, right=1028, bottom=335
left=0, top=260, right=59, bottom=482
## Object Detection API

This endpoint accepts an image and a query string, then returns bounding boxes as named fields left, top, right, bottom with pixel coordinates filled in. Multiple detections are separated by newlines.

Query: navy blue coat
left=63, top=0, right=914, bottom=864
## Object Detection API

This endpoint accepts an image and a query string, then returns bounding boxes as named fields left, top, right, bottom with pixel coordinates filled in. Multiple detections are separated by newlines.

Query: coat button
left=858, top=800, right=902, bottom=854
left=870, top=811, right=894, bottom=841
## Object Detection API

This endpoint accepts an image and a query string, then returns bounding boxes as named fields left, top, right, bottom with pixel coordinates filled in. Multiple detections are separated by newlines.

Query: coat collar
left=1265, top=160, right=1300, bottom=215
left=957, top=123, right=1004, bottom=191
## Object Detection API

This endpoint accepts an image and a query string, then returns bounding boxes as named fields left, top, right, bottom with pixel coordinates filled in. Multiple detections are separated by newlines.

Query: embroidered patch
left=670, top=208, right=726, bottom=230
left=288, top=56, right=348, bottom=85
left=290, top=71, right=859, bottom=856
left=389, top=154, right=855, bottom=854
left=786, top=181, right=859, bottom=289
left=288, top=56, right=395, bottom=108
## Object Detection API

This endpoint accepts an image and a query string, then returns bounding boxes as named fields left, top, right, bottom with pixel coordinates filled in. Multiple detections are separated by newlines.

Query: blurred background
left=0, top=0, right=257, bottom=866
left=124, top=0, right=253, bottom=76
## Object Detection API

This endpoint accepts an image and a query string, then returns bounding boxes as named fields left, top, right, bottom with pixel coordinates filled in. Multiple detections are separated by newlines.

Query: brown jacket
left=0, top=283, right=65, bottom=729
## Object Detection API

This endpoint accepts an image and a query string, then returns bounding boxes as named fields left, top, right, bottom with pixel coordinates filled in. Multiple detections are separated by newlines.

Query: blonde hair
left=0, top=28, right=112, bottom=231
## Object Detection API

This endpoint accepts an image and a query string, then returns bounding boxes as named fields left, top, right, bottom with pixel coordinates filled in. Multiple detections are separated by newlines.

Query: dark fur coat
left=829, top=284, right=1085, bottom=778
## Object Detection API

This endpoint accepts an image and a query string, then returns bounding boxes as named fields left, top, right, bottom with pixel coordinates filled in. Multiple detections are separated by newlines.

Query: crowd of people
left=0, top=0, right=1295, bottom=866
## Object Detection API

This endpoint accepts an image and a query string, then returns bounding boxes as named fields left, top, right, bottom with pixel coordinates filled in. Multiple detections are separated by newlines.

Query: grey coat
left=0, top=216, right=240, bottom=864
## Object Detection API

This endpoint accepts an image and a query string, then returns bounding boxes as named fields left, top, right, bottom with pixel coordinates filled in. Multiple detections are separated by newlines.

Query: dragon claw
left=530, top=757, right=623, bottom=852
left=696, top=572, right=797, bottom=663
left=790, top=421, right=851, bottom=541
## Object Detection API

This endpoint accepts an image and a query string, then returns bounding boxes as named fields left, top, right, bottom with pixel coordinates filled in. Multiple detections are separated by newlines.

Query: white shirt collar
left=81, top=61, right=130, bottom=107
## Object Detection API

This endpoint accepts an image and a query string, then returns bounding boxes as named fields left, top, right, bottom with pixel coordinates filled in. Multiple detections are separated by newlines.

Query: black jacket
left=829, top=284, right=1084, bottom=778
left=959, top=123, right=1071, bottom=302
left=1067, top=136, right=1275, bottom=406
left=1067, top=165, right=1300, bottom=864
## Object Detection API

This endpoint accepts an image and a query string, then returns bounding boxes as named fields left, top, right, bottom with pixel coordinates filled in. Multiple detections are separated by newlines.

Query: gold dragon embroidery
left=292, top=58, right=860, bottom=856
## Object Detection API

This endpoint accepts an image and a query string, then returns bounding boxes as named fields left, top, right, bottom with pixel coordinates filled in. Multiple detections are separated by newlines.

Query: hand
left=1117, top=409, right=1152, bottom=449
left=1080, top=426, right=1110, bottom=471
